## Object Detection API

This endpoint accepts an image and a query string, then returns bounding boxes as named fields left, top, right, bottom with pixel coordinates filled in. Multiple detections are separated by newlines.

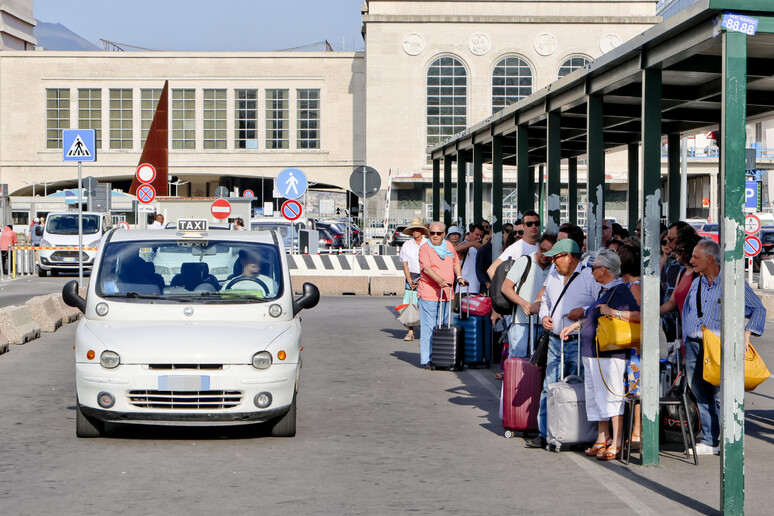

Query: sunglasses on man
left=523, top=220, right=539, bottom=227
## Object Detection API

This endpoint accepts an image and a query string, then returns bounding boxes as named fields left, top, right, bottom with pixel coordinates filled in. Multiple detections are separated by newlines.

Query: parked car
left=698, top=223, right=719, bottom=243
left=316, top=221, right=361, bottom=247
left=317, top=227, right=345, bottom=252
left=754, top=228, right=774, bottom=272
left=389, top=226, right=411, bottom=246
left=37, top=212, right=111, bottom=277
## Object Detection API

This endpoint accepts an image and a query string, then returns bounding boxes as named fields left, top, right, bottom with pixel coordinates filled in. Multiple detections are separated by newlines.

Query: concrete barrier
left=25, top=295, right=63, bottom=333
left=0, top=306, right=41, bottom=345
left=370, top=276, right=405, bottom=296
left=0, top=330, right=9, bottom=355
left=49, top=294, right=82, bottom=324
left=291, top=275, right=369, bottom=296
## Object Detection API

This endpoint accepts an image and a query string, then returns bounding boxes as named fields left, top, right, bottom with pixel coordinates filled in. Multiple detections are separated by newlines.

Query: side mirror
left=62, top=280, right=86, bottom=314
left=293, top=282, right=320, bottom=315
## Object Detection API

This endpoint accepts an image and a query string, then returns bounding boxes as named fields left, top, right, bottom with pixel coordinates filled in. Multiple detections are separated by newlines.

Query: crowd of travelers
left=399, top=215, right=767, bottom=459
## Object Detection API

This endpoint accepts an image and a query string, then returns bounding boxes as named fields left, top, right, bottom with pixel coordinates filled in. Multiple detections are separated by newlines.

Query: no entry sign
left=137, top=184, right=156, bottom=204
left=211, top=198, right=232, bottom=220
left=281, top=199, right=303, bottom=221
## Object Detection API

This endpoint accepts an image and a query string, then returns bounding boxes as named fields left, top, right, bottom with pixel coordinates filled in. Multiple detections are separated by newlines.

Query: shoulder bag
left=596, top=285, right=641, bottom=352
left=530, top=271, right=579, bottom=367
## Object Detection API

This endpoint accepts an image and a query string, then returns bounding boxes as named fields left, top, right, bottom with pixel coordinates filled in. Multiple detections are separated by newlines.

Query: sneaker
left=691, top=443, right=719, bottom=455
left=525, top=436, right=547, bottom=449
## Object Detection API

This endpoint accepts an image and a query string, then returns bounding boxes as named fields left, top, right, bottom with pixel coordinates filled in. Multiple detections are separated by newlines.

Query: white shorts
left=582, top=356, right=626, bottom=421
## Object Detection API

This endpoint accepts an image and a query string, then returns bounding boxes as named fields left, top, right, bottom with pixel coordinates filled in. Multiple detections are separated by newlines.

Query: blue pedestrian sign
left=276, top=168, right=307, bottom=199
left=63, top=129, right=96, bottom=162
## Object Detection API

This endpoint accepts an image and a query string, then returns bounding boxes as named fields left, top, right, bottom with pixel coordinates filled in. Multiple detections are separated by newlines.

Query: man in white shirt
left=399, top=218, right=429, bottom=341
left=149, top=214, right=164, bottom=229
left=525, top=238, right=600, bottom=449
left=487, top=210, right=540, bottom=280
left=501, top=233, right=556, bottom=358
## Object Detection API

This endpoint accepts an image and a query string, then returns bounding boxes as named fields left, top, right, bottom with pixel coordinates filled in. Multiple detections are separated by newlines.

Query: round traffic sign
left=211, top=198, right=232, bottom=220
left=137, top=184, right=156, bottom=204
left=745, top=213, right=761, bottom=236
left=243, top=189, right=255, bottom=198
left=118, top=221, right=130, bottom=230
left=281, top=199, right=303, bottom=221
left=136, top=163, right=156, bottom=184
left=745, top=235, right=762, bottom=257
left=276, top=168, right=307, bottom=199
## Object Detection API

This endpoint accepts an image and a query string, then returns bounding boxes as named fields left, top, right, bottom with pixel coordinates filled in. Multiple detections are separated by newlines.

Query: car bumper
left=76, top=363, right=297, bottom=425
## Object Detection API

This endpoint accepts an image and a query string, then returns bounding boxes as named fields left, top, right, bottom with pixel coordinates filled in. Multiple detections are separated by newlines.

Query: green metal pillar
left=444, top=157, right=453, bottom=228
left=628, top=143, right=639, bottom=234
left=720, top=28, right=747, bottom=516
left=473, top=143, right=484, bottom=224
left=568, top=157, right=578, bottom=226
left=492, top=135, right=504, bottom=256
left=537, top=165, right=545, bottom=228
left=432, top=158, right=441, bottom=222
left=457, top=150, right=468, bottom=229
left=517, top=126, right=531, bottom=214
left=640, top=67, right=662, bottom=467
left=587, top=94, right=604, bottom=251
left=547, top=111, right=562, bottom=233
left=668, top=133, right=681, bottom=223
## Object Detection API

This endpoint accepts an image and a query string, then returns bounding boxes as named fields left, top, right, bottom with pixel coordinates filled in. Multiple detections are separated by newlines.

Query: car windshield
left=46, top=214, right=100, bottom=235
left=96, top=239, right=283, bottom=302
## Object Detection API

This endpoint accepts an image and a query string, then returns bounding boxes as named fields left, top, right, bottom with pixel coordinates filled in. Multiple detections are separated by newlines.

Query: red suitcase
left=502, top=316, right=544, bottom=437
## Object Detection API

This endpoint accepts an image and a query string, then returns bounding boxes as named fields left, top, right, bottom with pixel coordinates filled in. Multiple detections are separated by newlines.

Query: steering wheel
left=225, top=276, right=269, bottom=294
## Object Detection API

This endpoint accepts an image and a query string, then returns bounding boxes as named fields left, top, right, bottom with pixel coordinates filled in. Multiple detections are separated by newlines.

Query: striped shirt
left=681, top=272, right=766, bottom=341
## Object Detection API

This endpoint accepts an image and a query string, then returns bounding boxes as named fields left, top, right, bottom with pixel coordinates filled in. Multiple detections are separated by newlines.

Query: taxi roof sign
left=178, top=219, right=208, bottom=232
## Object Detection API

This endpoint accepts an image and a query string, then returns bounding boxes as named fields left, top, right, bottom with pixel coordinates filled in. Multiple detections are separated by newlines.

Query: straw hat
left=403, top=218, right=430, bottom=235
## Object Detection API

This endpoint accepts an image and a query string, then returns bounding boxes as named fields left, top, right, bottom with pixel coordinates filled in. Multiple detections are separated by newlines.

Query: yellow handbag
left=596, top=315, right=641, bottom=352
left=701, top=325, right=771, bottom=391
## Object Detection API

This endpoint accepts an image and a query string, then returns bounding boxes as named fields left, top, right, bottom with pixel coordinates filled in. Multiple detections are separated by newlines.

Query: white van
left=38, top=212, right=110, bottom=276
left=62, top=220, right=319, bottom=438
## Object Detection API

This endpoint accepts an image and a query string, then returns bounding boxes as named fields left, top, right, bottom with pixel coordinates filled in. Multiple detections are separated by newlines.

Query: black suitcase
left=431, top=287, right=465, bottom=371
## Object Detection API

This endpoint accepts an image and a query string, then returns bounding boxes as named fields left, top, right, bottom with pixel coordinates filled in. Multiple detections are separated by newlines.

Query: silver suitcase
left=545, top=331, right=597, bottom=451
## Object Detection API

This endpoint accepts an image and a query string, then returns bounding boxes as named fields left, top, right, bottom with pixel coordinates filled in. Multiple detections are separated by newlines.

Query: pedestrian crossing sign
left=63, top=129, right=97, bottom=162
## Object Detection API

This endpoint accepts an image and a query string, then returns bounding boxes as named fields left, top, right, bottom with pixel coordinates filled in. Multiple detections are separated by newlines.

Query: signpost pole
left=78, top=160, right=83, bottom=290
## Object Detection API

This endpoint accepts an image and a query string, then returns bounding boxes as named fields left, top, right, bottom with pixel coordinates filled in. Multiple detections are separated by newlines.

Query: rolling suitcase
left=454, top=286, right=492, bottom=368
left=431, top=287, right=465, bottom=371
left=502, top=315, right=543, bottom=437
left=545, top=333, right=597, bottom=451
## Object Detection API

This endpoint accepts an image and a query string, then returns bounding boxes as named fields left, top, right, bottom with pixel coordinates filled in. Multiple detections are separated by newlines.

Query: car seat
left=115, top=257, right=161, bottom=295
left=171, top=262, right=219, bottom=291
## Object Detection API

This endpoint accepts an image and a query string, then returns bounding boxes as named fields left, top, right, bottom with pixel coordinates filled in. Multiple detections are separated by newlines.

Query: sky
left=34, top=0, right=365, bottom=51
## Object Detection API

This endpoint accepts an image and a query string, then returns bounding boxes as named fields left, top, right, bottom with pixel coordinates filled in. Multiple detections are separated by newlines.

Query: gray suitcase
left=545, top=327, right=597, bottom=451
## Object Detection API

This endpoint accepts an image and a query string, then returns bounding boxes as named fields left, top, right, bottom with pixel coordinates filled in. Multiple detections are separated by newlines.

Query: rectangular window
left=46, top=88, right=70, bottom=149
left=78, top=88, right=102, bottom=148
left=172, top=89, right=196, bottom=149
left=203, top=89, right=227, bottom=149
left=109, top=89, right=133, bottom=149
left=265, top=89, right=289, bottom=149
left=235, top=89, right=258, bottom=149
left=296, top=89, right=320, bottom=149
left=140, top=89, right=162, bottom=146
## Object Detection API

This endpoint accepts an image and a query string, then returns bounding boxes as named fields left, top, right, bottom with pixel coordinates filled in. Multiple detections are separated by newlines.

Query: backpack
left=34, top=225, right=43, bottom=237
left=490, top=256, right=532, bottom=314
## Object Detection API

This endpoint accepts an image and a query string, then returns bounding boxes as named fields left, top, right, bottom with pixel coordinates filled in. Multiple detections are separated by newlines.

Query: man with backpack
left=30, top=218, right=43, bottom=246
left=486, top=210, right=540, bottom=280
left=501, top=233, right=556, bottom=359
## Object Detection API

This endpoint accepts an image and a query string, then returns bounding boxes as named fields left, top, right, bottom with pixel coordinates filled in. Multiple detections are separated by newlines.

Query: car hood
left=81, top=319, right=294, bottom=364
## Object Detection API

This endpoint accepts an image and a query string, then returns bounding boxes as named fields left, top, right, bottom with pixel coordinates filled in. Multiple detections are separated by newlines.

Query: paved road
left=1, top=294, right=774, bottom=514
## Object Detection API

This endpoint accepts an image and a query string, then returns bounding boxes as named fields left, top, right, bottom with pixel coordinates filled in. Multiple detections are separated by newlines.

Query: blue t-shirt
left=579, top=280, right=640, bottom=359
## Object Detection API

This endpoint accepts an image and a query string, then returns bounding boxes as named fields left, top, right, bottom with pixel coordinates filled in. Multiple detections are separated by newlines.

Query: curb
left=25, top=295, right=64, bottom=333
left=0, top=305, right=42, bottom=345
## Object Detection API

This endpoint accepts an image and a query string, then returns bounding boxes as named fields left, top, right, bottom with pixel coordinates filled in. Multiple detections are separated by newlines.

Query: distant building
left=656, top=0, right=699, bottom=19
left=0, top=0, right=36, bottom=50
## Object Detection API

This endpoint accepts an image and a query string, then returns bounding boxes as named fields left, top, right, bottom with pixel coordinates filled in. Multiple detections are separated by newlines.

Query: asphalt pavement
left=0, top=289, right=773, bottom=514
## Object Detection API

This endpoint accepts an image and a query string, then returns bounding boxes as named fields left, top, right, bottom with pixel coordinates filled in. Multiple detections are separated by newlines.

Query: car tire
left=51, top=269, right=59, bottom=277
left=76, top=399, right=104, bottom=438
left=269, top=393, right=297, bottom=437
left=37, top=266, right=47, bottom=277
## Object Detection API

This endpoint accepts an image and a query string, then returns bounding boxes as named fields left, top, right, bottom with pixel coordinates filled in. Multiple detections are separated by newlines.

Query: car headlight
left=87, top=240, right=100, bottom=249
left=269, top=304, right=282, bottom=318
left=100, top=350, right=120, bottom=369
left=40, top=239, right=52, bottom=248
left=252, top=351, right=272, bottom=369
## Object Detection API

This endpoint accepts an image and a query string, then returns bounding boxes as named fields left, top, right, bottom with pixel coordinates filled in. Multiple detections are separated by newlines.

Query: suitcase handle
left=457, top=282, right=471, bottom=319
left=558, top=313, right=582, bottom=381
left=437, top=286, right=454, bottom=329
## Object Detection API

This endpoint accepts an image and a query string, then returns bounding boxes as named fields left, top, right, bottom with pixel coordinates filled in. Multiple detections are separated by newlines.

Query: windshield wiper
left=103, top=292, right=160, bottom=300
left=165, top=292, right=270, bottom=303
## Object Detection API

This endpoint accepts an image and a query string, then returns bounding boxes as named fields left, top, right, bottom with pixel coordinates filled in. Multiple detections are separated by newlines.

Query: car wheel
left=269, top=393, right=297, bottom=437
left=76, top=399, right=104, bottom=438
left=37, top=266, right=47, bottom=277
left=51, top=269, right=59, bottom=277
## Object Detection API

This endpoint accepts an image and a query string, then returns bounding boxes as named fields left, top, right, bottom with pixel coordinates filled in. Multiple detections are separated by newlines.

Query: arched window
left=558, top=56, right=591, bottom=79
left=427, top=56, right=467, bottom=148
left=492, top=56, right=533, bottom=113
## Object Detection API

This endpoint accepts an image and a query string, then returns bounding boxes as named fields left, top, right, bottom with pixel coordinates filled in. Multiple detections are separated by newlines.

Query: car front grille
left=50, top=251, right=88, bottom=261
left=128, top=390, right=243, bottom=409
left=148, top=364, right=224, bottom=370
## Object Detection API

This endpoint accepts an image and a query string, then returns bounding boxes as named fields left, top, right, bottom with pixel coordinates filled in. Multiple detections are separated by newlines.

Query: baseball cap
left=33, top=217, right=41, bottom=223
left=543, top=238, right=580, bottom=257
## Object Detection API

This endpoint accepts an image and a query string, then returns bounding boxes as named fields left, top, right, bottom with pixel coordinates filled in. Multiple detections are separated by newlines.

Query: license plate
left=62, top=257, right=76, bottom=263
left=158, top=375, right=210, bottom=391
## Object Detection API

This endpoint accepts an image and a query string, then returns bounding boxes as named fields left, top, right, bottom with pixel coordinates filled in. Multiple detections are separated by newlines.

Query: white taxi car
left=62, top=220, right=319, bottom=437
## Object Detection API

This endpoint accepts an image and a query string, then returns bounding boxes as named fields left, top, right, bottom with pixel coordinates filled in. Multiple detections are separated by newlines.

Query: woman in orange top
left=417, top=221, right=466, bottom=368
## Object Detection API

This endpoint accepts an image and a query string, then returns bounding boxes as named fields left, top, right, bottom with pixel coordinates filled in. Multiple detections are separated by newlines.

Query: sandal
left=495, top=372, right=504, bottom=380
left=404, top=333, right=414, bottom=341
left=585, top=442, right=607, bottom=456
left=598, top=446, right=621, bottom=461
